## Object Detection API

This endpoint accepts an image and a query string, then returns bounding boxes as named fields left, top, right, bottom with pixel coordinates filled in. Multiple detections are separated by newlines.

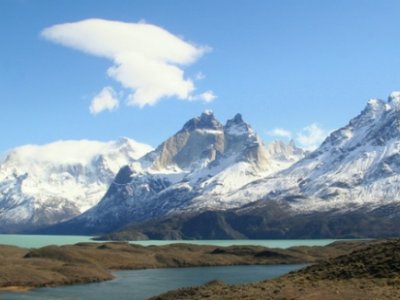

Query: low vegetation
left=1, top=239, right=399, bottom=299
left=152, top=239, right=400, bottom=300
left=0, top=240, right=370, bottom=291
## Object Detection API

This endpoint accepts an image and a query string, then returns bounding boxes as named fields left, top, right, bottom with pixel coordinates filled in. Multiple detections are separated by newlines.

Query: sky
left=2, top=0, right=400, bottom=153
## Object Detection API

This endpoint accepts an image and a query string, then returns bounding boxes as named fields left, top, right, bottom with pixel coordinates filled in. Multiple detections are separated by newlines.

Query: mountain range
left=99, top=92, right=400, bottom=239
left=2, top=92, right=400, bottom=238
left=33, top=111, right=306, bottom=234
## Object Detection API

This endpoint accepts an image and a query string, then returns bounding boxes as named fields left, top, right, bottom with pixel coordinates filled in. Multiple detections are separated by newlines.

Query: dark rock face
left=101, top=201, right=400, bottom=240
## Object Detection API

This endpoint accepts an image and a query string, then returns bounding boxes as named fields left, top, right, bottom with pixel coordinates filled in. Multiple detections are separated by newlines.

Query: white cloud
left=89, top=86, right=119, bottom=114
left=188, top=90, right=216, bottom=103
left=296, top=123, right=329, bottom=151
left=266, top=128, right=292, bottom=139
left=199, top=91, right=216, bottom=102
left=41, top=19, right=215, bottom=108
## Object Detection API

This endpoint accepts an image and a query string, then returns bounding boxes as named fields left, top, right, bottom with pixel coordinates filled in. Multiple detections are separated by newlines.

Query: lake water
left=0, top=235, right=334, bottom=299
left=0, top=264, right=306, bottom=300
left=0, top=234, right=343, bottom=248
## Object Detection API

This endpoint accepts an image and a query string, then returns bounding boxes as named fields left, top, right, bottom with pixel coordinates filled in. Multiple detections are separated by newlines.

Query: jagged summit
left=226, top=113, right=244, bottom=124
left=182, top=110, right=223, bottom=131
left=267, top=140, right=304, bottom=161
left=151, top=112, right=224, bottom=170
left=149, top=112, right=268, bottom=171
left=389, top=91, right=400, bottom=105
left=224, top=113, right=254, bottom=137
left=320, top=92, right=400, bottom=152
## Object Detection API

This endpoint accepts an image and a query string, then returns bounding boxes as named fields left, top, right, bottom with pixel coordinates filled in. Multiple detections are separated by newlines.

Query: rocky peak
left=354, top=92, right=400, bottom=127
left=365, top=98, right=385, bottom=115
left=267, top=140, right=306, bottom=162
left=182, top=110, right=223, bottom=131
left=389, top=91, right=400, bottom=102
left=315, top=91, right=400, bottom=157
left=348, top=98, right=385, bottom=129
left=224, top=113, right=254, bottom=137
left=225, top=113, right=244, bottom=126
left=149, top=112, right=271, bottom=171
left=150, top=111, right=225, bottom=170
left=388, top=91, right=400, bottom=110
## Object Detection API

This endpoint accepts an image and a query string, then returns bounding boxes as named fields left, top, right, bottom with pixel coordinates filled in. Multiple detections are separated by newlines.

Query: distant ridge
left=0, top=138, right=153, bottom=232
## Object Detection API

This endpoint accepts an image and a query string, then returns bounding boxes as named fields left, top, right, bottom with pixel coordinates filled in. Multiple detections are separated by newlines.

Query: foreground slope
left=0, top=138, right=152, bottom=232
left=152, top=239, right=400, bottom=300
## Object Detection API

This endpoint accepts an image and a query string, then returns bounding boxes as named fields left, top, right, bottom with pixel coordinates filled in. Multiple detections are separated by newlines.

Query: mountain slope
left=226, top=92, right=400, bottom=212
left=42, top=112, right=305, bottom=234
left=0, top=138, right=152, bottom=232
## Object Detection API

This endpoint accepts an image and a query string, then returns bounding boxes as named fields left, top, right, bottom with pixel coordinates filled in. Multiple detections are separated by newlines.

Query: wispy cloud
left=42, top=19, right=215, bottom=111
left=296, top=123, right=330, bottom=150
left=266, top=124, right=330, bottom=150
left=266, top=128, right=292, bottom=139
left=189, top=90, right=216, bottom=102
left=89, top=86, right=119, bottom=115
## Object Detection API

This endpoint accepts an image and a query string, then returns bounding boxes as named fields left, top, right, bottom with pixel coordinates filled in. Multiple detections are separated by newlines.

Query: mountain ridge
left=225, top=92, right=400, bottom=213
left=37, top=112, right=306, bottom=234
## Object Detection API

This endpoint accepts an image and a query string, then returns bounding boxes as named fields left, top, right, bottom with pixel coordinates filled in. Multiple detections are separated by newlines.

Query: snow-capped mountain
left=0, top=138, right=152, bottom=232
left=46, top=111, right=306, bottom=234
left=229, top=91, right=400, bottom=212
left=96, top=92, right=400, bottom=240
left=38, top=92, right=400, bottom=238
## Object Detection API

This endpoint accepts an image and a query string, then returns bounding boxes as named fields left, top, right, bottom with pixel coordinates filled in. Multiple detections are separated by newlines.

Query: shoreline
left=0, top=239, right=378, bottom=293
left=0, top=286, right=32, bottom=292
left=152, top=239, right=400, bottom=299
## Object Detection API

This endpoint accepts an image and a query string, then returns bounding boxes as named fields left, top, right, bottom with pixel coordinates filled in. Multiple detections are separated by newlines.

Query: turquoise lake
left=0, top=235, right=344, bottom=299
left=0, top=234, right=343, bottom=248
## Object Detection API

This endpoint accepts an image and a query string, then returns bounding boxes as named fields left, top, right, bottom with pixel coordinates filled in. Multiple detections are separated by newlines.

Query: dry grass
left=0, top=239, right=390, bottom=297
left=152, top=239, right=400, bottom=300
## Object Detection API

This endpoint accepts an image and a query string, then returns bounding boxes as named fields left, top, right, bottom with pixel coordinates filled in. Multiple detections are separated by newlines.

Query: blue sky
left=2, top=0, right=400, bottom=153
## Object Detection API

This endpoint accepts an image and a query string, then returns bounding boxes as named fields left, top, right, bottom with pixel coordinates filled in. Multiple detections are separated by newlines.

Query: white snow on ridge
left=195, top=129, right=224, bottom=135
left=227, top=93, right=400, bottom=213
left=0, top=138, right=153, bottom=228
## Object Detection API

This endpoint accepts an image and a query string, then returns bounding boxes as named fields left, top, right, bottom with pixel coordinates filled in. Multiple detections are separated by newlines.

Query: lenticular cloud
left=41, top=19, right=214, bottom=109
